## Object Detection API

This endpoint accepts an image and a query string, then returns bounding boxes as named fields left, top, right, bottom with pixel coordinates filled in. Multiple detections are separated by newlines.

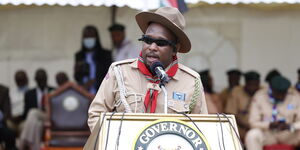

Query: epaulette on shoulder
left=111, top=58, right=136, bottom=67
left=178, top=64, right=200, bottom=79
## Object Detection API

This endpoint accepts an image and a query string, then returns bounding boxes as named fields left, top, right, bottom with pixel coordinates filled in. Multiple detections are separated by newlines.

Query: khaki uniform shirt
left=225, top=86, right=253, bottom=128
left=88, top=59, right=208, bottom=130
left=249, top=88, right=300, bottom=130
left=219, top=88, right=232, bottom=109
left=205, top=93, right=222, bottom=114
left=225, top=86, right=255, bottom=139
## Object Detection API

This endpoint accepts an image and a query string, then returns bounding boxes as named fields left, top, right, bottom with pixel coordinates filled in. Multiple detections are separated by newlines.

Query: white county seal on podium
left=133, top=119, right=210, bottom=150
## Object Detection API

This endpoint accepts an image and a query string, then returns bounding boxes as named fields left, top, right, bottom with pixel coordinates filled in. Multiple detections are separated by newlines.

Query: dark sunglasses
left=138, top=35, right=176, bottom=47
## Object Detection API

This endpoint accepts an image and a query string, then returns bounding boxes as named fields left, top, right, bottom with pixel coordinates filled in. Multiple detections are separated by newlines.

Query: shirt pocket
left=115, top=93, right=144, bottom=113
left=167, top=99, right=190, bottom=113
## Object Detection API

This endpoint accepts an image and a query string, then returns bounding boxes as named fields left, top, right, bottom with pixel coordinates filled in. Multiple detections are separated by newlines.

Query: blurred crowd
left=199, top=68, right=300, bottom=149
left=0, top=23, right=139, bottom=150
left=0, top=24, right=300, bottom=150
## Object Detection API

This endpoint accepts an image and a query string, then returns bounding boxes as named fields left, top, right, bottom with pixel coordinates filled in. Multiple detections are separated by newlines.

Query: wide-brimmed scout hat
left=135, top=7, right=191, bottom=53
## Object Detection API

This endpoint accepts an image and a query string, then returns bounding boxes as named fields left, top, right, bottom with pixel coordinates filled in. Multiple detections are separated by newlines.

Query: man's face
left=272, top=89, right=287, bottom=102
left=15, top=72, right=28, bottom=87
left=228, top=74, right=241, bottom=88
left=35, top=70, right=47, bottom=89
left=141, top=23, right=177, bottom=69
left=110, top=30, right=125, bottom=48
left=244, top=80, right=260, bottom=96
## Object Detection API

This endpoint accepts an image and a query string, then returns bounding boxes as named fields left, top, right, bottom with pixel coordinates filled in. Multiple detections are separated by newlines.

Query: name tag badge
left=172, top=92, right=186, bottom=101
left=287, top=104, right=295, bottom=110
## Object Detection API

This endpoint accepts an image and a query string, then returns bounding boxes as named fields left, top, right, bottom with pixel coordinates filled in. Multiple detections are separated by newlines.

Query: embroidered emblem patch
left=173, top=92, right=186, bottom=101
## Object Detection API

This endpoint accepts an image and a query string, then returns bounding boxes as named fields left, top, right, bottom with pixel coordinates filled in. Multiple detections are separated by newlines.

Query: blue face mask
left=83, top=38, right=96, bottom=49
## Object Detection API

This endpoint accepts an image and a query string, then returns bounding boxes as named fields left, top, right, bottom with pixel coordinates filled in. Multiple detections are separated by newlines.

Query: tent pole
left=111, top=5, right=117, bottom=24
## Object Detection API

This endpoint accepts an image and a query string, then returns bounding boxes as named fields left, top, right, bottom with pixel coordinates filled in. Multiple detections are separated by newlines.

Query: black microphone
left=150, top=61, right=170, bottom=86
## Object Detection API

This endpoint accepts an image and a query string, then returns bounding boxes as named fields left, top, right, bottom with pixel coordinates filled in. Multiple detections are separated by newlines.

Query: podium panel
left=86, top=113, right=242, bottom=150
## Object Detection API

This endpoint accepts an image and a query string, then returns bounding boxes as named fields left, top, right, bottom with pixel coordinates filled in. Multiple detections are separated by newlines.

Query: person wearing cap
left=88, top=7, right=208, bottom=131
left=245, top=76, right=300, bottom=150
left=265, top=69, right=281, bottom=85
left=225, top=71, right=261, bottom=141
left=199, top=70, right=222, bottom=113
left=219, top=69, right=242, bottom=109
left=108, top=23, right=139, bottom=62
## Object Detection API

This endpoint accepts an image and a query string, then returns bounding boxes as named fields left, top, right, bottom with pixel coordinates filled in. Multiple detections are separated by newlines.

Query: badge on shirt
left=287, top=104, right=295, bottom=110
left=172, top=92, right=185, bottom=101
left=105, top=72, right=109, bottom=80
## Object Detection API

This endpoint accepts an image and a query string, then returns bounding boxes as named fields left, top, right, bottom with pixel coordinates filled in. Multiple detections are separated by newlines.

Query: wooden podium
left=84, top=113, right=243, bottom=150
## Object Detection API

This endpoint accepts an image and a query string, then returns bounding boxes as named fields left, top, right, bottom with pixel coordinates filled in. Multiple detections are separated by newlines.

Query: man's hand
left=269, top=121, right=290, bottom=131
left=277, top=122, right=290, bottom=131
left=83, top=79, right=96, bottom=89
left=269, top=121, right=280, bottom=130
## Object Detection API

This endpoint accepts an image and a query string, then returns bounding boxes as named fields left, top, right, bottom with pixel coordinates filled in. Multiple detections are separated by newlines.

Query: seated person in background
left=225, top=71, right=261, bottom=141
left=20, top=68, right=55, bottom=150
left=295, top=68, right=300, bottom=92
left=55, top=71, right=69, bottom=87
left=74, top=25, right=112, bottom=94
left=7, top=70, right=29, bottom=136
left=0, top=84, right=18, bottom=150
left=245, top=76, right=300, bottom=150
left=108, top=23, right=139, bottom=62
left=219, top=69, right=242, bottom=109
left=0, top=111, right=18, bottom=150
left=199, top=70, right=222, bottom=113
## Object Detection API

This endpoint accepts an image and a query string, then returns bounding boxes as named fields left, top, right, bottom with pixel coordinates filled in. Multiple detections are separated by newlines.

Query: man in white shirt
left=108, top=23, right=139, bottom=61
left=7, top=70, right=29, bottom=135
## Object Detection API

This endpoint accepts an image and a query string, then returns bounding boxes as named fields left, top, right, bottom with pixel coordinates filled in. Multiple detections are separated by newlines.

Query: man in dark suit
left=0, top=84, right=11, bottom=123
left=0, top=84, right=18, bottom=150
left=22, top=68, right=54, bottom=120
left=20, top=68, right=55, bottom=150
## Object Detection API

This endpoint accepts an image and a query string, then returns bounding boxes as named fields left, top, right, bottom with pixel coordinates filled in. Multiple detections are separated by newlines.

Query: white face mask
left=83, top=38, right=96, bottom=49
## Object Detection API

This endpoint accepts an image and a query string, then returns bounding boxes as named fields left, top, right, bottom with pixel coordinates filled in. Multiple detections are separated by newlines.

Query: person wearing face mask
left=75, top=25, right=112, bottom=94
left=245, top=76, right=300, bottom=150
left=87, top=7, right=208, bottom=131
left=6, top=70, right=29, bottom=137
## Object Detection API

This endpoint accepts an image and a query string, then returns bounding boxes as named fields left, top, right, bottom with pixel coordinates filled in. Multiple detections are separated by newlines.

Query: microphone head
left=150, top=61, right=164, bottom=76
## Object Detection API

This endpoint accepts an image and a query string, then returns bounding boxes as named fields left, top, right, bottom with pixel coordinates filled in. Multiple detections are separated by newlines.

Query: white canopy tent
left=1, top=0, right=300, bottom=9
left=0, top=0, right=299, bottom=90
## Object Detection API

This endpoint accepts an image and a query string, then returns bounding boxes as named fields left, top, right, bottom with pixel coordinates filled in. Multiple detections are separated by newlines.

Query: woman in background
left=74, top=25, right=112, bottom=94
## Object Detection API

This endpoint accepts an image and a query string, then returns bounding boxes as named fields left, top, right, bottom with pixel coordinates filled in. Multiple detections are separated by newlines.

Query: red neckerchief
left=137, top=52, right=178, bottom=113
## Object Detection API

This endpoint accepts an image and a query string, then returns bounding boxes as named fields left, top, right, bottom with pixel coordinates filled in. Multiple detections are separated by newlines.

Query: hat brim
left=135, top=12, right=191, bottom=53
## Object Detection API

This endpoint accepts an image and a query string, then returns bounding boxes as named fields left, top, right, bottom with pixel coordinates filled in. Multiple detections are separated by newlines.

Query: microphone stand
left=159, top=81, right=168, bottom=114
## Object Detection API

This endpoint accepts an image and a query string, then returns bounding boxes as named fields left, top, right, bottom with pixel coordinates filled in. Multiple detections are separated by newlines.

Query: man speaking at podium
left=88, top=7, right=208, bottom=131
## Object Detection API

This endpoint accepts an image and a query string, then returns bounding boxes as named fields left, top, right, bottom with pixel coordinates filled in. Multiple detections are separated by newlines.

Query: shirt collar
left=131, top=58, right=179, bottom=81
